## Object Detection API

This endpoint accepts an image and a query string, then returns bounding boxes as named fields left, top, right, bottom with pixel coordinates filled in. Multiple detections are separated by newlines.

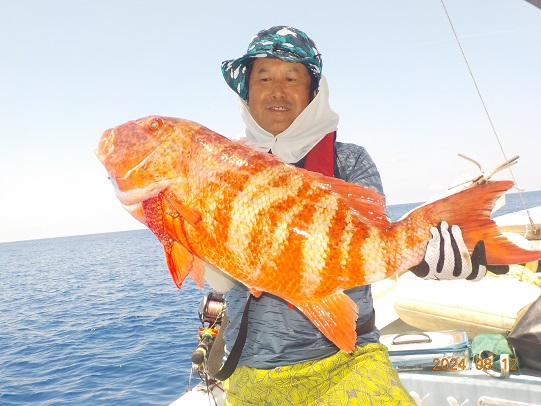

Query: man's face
left=247, top=58, right=313, bottom=136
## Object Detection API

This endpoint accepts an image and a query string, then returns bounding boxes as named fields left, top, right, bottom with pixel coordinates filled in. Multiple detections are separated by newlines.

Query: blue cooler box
left=380, top=330, right=471, bottom=372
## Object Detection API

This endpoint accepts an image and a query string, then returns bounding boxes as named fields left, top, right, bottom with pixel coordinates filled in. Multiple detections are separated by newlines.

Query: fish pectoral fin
left=295, top=292, right=359, bottom=353
left=164, top=193, right=202, bottom=226
left=299, top=168, right=390, bottom=228
left=166, top=241, right=205, bottom=289
left=163, top=208, right=191, bottom=249
left=190, top=257, right=206, bottom=288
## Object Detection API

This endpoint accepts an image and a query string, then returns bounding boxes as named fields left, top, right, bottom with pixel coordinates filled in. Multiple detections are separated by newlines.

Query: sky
left=1, top=0, right=540, bottom=243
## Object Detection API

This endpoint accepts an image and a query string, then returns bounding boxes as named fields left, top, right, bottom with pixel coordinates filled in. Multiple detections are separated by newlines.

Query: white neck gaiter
left=237, top=76, right=340, bottom=163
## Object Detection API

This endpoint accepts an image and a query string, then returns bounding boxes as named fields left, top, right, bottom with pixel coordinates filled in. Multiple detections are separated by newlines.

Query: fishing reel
left=191, top=291, right=226, bottom=367
left=198, top=291, right=225, bottom=326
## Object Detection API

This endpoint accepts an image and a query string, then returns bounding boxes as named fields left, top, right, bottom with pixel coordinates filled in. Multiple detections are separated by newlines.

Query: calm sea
left=1, top=190, right=540, bottom=405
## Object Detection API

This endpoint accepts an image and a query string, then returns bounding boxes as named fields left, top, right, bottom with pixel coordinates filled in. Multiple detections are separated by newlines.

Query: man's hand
left=410, top=221, right=488, bottom=281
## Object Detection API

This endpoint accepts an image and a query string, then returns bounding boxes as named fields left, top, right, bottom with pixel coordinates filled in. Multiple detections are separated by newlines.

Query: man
left=217, top=26, right=486, bottom=405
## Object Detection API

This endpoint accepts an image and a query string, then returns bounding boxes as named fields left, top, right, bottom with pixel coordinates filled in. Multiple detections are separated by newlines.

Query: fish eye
left=149, top=118, right=163, bottom=130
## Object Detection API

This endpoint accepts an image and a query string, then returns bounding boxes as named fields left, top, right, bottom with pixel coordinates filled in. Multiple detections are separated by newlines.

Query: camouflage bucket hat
left=221, top=26, right=322, bottom=100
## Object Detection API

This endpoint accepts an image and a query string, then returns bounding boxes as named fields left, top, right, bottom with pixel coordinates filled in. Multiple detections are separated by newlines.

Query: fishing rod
left=440, top=0, right=540, bottom=237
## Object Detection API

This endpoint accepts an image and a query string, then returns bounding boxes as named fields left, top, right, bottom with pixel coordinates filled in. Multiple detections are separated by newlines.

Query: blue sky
left=1, top=0, right=540, bottom=243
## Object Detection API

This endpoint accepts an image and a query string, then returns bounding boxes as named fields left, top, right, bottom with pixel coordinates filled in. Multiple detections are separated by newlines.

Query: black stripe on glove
left=410, top=221, right=489, bottom=281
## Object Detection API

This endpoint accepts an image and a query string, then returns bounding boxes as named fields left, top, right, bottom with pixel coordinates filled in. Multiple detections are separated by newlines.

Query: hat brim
left=222, top=52, right=320, bottom=100
left=221, top=54, right=257, bottom=100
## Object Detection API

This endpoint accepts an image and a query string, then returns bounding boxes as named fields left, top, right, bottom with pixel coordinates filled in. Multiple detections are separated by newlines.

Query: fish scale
left=96, top=115, right=541, bottom=352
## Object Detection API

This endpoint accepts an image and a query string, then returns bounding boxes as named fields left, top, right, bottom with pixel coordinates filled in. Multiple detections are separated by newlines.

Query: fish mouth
left=95, top=127, right=117, bottom=164
left=95, top=127, right=174, bottom=205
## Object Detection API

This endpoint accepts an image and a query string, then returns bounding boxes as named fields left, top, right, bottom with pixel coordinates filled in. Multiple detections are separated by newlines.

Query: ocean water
left=1, top=190, right=540, bottom=405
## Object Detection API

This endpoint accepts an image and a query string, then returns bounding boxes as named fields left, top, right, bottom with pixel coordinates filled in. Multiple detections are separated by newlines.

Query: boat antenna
left=440, top=0, right=539, bottom=236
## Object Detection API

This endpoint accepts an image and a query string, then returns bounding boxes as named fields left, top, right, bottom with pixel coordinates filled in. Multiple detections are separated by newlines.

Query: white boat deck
left=380, top=318, right=541, bottom=405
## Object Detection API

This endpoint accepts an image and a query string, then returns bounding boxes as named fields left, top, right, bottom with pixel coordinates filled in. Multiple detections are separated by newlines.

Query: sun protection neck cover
left=236, top=76, right=339, bottom=164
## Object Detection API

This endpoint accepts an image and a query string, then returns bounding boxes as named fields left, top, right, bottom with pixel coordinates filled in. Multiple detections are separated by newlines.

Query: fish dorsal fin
left=299, top=167, right=390, bottom=228
left=295, top=291, right=359, bottom=353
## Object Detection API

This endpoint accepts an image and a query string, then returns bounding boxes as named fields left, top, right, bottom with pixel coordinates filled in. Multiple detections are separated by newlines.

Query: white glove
left=410, top=221, right=487, bottom=281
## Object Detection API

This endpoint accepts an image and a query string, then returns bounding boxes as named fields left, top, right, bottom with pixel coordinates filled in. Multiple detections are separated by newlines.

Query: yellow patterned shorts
left=223, top=342, right=416, bottom=405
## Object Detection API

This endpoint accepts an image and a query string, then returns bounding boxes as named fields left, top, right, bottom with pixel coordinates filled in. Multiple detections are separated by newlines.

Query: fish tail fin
left=411, top=180, right=541, bottom=265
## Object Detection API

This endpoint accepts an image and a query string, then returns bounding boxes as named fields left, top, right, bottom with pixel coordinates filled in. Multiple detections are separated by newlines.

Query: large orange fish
left=96, top=115, right=541, bottom=352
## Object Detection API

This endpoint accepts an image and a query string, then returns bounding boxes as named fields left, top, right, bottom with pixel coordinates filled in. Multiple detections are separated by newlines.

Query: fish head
left=96, top=116, right=190, bottom=205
